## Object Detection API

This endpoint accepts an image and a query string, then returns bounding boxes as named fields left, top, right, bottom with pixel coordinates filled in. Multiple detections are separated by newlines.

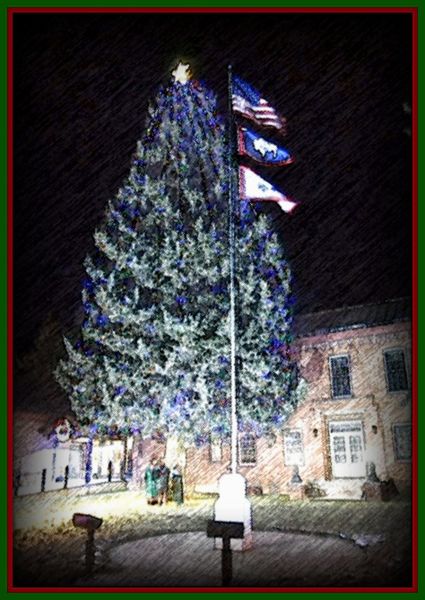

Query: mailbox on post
left=207, top=520, right=244, bottom=586
left=72, top=513, right=103, bottom=574
left=72, top=513, right=103, bottom=530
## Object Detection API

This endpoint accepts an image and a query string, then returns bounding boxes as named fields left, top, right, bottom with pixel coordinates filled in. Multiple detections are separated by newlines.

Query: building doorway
left=329, top=421, right=366, bottom=478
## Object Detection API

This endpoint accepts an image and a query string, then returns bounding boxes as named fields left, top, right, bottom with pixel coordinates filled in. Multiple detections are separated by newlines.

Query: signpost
left=207, top=520, right=244, bottom=586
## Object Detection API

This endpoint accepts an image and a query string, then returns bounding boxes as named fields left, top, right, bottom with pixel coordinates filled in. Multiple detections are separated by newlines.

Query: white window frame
left=210, top=439, right=222, bottom=463
left=392, top=423, right=411, bottom=462
left=329, top=354, right=353, bottom=399
left=238, top=433, right=257, bottom=466
left=383, top=348, right=409, bottom=393
left=283, top=429, right=305, bottom=466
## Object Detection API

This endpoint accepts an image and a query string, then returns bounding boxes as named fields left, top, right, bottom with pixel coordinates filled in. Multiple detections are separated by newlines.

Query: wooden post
left=14, top=469, right=21, bottom=497
left=64, top=465, right=69, bottom=489
left=120, top=437, right=127, bottom=481
left=85, top=529, right=95, bottom=573
left=41, top=468, right=47, bottom=492
left=221, top=536, right=232, bottom=585
left=207, top=520, right=244, bottom=586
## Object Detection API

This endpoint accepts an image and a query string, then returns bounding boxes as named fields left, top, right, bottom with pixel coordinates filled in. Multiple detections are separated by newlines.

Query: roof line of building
left=293, top=297, right=411, bottom=338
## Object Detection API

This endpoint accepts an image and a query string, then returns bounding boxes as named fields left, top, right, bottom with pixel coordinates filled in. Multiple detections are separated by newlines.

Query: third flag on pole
left=239, top=166, right=297, bottom=213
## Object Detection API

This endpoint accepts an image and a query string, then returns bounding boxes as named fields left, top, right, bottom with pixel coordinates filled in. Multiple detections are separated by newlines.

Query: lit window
left=329, top=355, right=352, bottom=398
left=239, top=434, right=256, bottom=466
left=283, top=430, right=304, bottom=466
left=384, top=349, right=408, bottom=392
left=210, top=440, right=222, bottom=463
left=393, top=424, right=411, bottom=461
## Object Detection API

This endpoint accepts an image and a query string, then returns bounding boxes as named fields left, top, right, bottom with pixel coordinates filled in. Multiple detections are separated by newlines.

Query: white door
left=329, top=421, right=365, bottom=478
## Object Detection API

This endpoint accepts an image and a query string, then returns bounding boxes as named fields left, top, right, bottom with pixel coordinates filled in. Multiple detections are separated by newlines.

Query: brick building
left=174, top=298, right=412, bottom=499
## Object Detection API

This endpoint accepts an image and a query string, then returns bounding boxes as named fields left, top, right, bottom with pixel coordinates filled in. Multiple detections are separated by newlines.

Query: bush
left=304, top=481, right=326, bottom=499
left=247, top=485, right=263, bottom=496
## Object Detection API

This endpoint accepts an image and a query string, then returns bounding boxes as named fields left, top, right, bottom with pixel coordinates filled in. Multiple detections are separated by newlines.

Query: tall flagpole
left=213, top=67, right=253, bottom=552
left=227, top=65, right=238, bottom=475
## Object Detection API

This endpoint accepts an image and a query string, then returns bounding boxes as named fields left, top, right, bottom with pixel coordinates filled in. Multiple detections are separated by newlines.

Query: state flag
left=239, top=166, right=297, bottom=213
left=237, top=127, right=293, bottom=166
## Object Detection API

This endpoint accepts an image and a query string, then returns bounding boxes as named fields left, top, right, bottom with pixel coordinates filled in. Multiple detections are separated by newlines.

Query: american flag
left=232, top=76, right=286, bottom=132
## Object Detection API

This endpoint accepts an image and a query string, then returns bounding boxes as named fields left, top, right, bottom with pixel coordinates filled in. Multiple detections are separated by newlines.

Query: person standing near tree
left=171, top=464, right=184, bottom=505
left=157, top=459, right=170, bottom=505
left=144, top=456, right=159, bottom=505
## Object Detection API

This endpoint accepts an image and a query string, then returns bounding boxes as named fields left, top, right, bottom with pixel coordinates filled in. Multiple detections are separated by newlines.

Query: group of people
left=144, top=457, right=184, bottom=506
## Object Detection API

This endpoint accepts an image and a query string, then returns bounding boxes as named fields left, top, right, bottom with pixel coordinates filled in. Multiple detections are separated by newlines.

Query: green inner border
left=2, top=1, right=422, bottom=599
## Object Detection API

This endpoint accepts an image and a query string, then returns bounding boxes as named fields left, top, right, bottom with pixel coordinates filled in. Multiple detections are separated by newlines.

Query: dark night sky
left=13, top=11, right=412, bottom=358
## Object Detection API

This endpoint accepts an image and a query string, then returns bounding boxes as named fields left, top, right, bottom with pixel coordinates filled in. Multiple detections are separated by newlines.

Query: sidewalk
left=76, top=530, right=410, bottom=588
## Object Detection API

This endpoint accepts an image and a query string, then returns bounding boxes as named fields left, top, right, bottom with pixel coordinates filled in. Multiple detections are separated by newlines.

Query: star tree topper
left=172, top=62, right=191, bottom=84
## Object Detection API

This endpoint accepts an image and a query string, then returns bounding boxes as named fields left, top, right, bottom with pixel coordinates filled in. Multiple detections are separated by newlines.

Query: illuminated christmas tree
left=55, top=64, right=299, bottom=445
